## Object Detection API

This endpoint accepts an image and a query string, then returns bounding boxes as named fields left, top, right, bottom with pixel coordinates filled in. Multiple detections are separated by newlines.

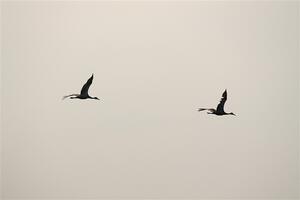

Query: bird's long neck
left=88, top=96, right=99, bottom=100
left=225, top=112, right=235, bottom=116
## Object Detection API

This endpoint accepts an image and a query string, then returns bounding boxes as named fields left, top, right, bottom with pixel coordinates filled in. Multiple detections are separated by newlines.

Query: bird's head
left=93, top=97, right=100, bottom=100
left=229, top=112, right=236, bottom=116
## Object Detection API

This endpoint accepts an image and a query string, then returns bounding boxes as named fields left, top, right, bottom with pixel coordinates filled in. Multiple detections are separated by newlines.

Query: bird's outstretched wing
left=216, top=89, right=227, bottom=113
left=80, top=74, right=94, bottom=96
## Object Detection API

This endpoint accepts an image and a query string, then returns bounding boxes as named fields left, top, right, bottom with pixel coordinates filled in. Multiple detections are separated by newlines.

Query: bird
left=63, top=74, right=99, bottom=100
left=198, top=89, right=235, bottom=116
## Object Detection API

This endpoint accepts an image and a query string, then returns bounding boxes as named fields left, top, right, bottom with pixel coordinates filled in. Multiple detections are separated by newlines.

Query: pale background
left=1, top=1, right=299, bottom=199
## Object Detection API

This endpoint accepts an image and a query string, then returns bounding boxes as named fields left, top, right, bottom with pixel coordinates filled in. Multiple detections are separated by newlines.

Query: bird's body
left=198, top=90, right=235, bottom=116
left=63, top=74, right=99, bottom=100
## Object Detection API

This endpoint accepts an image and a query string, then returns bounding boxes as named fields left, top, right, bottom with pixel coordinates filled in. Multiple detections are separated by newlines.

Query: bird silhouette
left=63, top=74, right=99, bottom=100
left=198, top=90, right=235, bottom=116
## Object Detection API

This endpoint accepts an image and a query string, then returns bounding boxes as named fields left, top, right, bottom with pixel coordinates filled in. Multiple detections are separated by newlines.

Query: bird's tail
left=62, top=94, right=79, bottom=100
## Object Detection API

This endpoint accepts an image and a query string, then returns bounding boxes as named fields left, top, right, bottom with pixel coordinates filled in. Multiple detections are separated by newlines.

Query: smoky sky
left=1, top=1, right=299, bottom=199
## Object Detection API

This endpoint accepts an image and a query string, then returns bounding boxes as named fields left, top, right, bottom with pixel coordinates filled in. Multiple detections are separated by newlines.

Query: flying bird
left=63, top=74, right=99, bottom=100
left=198, top=90, right=235, bottom=116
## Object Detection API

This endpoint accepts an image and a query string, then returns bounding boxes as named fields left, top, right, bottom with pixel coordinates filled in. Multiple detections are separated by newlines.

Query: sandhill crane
left=198, top=90, right=235, bottom=116
left=63, top=74, right=99, bottom=100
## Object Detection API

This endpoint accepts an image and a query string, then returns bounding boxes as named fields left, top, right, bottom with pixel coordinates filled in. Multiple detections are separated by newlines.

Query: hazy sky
left=1, top=1, right=299, bottom=199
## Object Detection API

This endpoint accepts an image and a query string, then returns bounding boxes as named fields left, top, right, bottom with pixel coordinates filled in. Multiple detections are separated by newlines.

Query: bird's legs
left=207, top=112, right=216, bottom=115
left=63, top=94, right=79, bottom=100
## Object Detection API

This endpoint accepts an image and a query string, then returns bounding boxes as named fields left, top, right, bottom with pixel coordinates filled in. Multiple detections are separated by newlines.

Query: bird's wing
left=80, top=74, right=94, bottom=96
left=216, top=89, right=227, bottom=113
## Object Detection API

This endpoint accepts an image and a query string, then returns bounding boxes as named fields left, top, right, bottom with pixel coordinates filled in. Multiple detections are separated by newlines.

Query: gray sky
left=1, top=1, right=299, bottom=199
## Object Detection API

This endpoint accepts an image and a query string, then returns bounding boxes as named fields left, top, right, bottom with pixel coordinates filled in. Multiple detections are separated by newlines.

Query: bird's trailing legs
left=62, top=94, right=79, bottom=100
